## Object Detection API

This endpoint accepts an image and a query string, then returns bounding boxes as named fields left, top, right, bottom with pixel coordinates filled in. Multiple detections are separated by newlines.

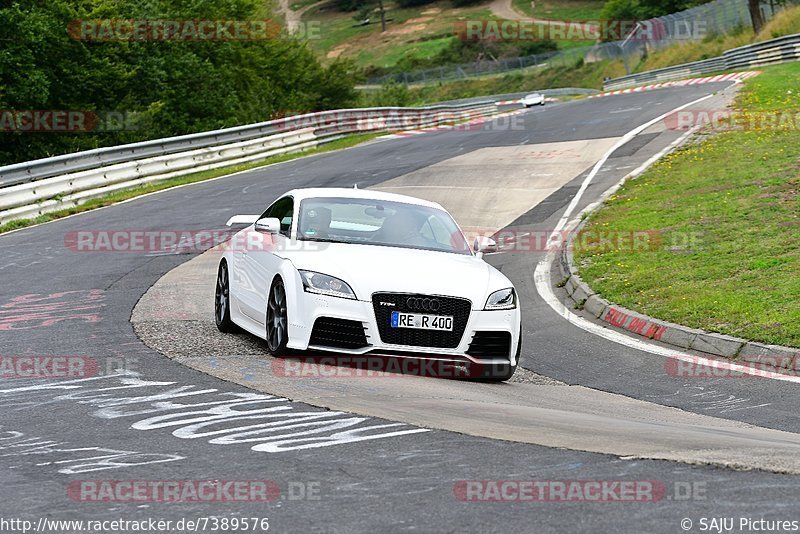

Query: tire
left=215, top=260, right=237, bottom=333
left=480, top=329, right=521, bottom=382
left=266, top=277, right=289, bottom=356
left=540, top=101, right=545, bottom=106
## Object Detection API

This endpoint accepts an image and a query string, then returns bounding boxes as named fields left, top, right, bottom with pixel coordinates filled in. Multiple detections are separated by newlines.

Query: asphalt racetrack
left=3, top=81, right=799, bottom=533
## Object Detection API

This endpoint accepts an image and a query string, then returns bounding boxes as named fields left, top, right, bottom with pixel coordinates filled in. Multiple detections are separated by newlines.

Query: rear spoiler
left=225, top=215, right=259, bottom=227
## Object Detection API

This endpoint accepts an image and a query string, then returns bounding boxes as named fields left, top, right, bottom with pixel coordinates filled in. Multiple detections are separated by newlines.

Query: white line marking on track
left=547, top=93, right=714, bottom=246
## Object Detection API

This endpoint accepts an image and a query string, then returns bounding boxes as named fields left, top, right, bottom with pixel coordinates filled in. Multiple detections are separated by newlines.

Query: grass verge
left=511, top=0, right=604, bottom=21
left=308, top=2, right=499, bottom=69
left=0, top=133, right=381, bottom=236
left=360, top=59, right=625, bottom=105
left=573, top=61, right=800, bottom=347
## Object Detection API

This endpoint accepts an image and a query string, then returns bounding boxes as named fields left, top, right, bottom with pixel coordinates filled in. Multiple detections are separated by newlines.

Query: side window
left=261, top=196, right=294, bottom=237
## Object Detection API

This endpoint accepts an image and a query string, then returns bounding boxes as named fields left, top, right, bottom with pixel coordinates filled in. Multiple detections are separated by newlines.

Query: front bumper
left=286, top=292, right=521, bottom=366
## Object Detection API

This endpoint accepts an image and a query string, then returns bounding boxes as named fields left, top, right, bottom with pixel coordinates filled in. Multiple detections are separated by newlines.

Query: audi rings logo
left=406, top=297, right=440, bottom=312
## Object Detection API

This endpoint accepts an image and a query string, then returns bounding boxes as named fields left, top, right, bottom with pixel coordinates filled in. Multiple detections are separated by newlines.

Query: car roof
left=283, top=187, right=445, bottom=210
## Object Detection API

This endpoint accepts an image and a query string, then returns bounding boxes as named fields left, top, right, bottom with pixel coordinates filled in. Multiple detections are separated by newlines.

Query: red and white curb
left=559, top=247, right=800, bottom=378
left=593, top=71, right=761, bottom=98
left=380, top=108, right=528, bottom=139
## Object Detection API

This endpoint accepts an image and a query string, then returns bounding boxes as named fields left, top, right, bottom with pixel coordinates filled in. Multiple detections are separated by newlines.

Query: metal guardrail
left=603, top=32, right=800, bottom=90
left=0, top=103, right=493, bottom=189
left=0, top=102, right=497, bottom=225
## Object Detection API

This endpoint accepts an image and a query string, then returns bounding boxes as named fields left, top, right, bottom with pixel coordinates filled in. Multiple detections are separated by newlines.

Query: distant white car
left=522, top=93, right=545, bottom=107
left=215, top=188, right=521, bottom=381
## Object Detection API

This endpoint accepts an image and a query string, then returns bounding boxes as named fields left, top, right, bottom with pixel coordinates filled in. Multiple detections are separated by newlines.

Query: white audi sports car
left=521, top=93, right=545, bottom=107
left=215, top=188, right=521, bottom=381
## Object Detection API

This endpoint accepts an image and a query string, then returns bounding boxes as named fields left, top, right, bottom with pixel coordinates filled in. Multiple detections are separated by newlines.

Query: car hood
left=281, top=242, right=511, bottom=308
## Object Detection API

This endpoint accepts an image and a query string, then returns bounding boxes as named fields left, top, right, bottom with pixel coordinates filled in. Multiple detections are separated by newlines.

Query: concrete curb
left=561, top=241, right=800, bottom=371
left=556, top=134, right=800, bottom=374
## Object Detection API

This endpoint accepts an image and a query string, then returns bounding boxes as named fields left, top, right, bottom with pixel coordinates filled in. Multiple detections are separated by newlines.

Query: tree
left=0, top=0, right=360, bottom=164
left=601, top=0, right=715, bottom=22
left=748, top=0, right=765, bottom=33
left=377, top=0, right=386, bottom=32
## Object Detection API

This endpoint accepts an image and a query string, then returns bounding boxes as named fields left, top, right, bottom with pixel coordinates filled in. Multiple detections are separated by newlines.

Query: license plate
left=390, top=311, right=453, bottom=331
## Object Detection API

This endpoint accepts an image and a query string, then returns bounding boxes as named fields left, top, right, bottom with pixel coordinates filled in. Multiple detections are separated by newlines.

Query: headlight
left=299, top=270, right=356, bottom=300
left=484, top=288, right=516, bottom=310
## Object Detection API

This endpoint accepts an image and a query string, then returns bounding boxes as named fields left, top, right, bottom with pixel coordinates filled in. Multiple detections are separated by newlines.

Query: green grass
left=307, top=4, right=507, bottom=69
left=511, top=0, right=604, bottom=21
left=305, top=0, right=598, bottom=69
left=357, top=35, right=457, bottom=69
left=573, top=62, right=800, bottom=347
left=499, top=0, right=603, bottom=48
left=308, top=9, right=377, bottom=59
left=0, top=133, right=381, bottom=235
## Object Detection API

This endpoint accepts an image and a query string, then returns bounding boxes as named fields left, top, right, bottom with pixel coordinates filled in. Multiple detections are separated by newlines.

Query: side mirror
left=226, top=214, right=259, bottom=227
left=473, top=236, right=497, bottom=254
left=254, top=217, right=281, bottom=234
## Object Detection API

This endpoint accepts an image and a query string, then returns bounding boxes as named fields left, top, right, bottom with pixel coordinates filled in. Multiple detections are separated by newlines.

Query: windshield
left=297, top=197, right=471, bottom=255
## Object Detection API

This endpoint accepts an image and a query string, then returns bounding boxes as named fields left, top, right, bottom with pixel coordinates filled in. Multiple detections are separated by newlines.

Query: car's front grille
left=309, top=317, right=370, bottom=349
left=466, top=331, right=511, bottom=359
left=371, top=293, right=471, bottom=348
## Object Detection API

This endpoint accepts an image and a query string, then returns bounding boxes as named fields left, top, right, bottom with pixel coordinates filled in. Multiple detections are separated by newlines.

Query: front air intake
left=309, top=317, right=370, bottom=349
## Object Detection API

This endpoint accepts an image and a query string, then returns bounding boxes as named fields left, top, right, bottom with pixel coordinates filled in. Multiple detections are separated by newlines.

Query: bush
left=450, top=0, right=485, bottom=6
left=334, top=0, right=369, bottom=12
left=395, top=0, right=437, bottom=7
left=363, top=37, right=559, bottom=79
left=363, top=81, right=415, bottom=107
left=602, top=0, right=716, bottom=20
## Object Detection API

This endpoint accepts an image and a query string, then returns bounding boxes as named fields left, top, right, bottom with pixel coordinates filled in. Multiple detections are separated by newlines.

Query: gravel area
left=133, top=318, right=565, bottom=385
